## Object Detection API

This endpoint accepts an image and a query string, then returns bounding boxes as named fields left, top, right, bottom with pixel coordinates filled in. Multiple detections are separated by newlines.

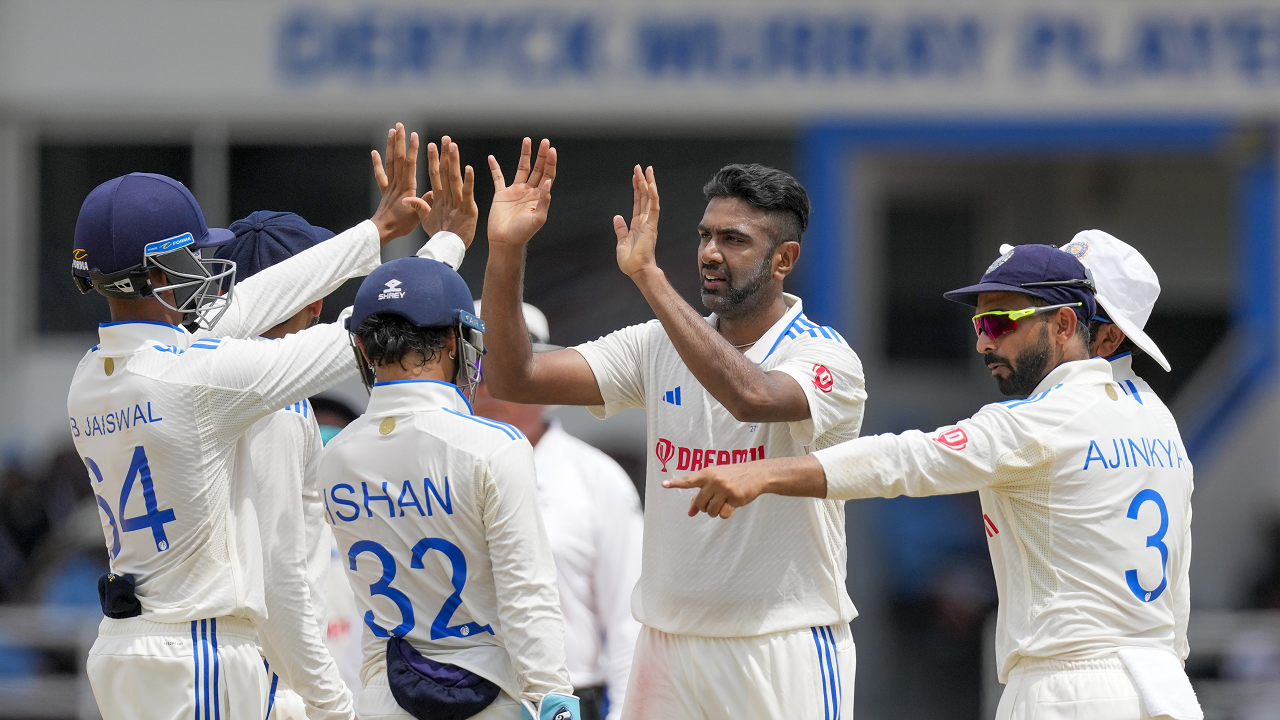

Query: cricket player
left=471, top=301, right=643, bottom=720
left=319, top=255, right=579, bottom=720
left=481, top=142, right=865, bottom=719
left=217, top=137, right=479, bottom=720
left=68, top=124, right=432, bottom=719
left=671, top=244, right=1202, bottom=720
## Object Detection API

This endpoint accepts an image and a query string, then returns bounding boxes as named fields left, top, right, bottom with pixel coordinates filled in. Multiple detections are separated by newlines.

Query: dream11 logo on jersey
left=655, top=438, right=765, bottom=472
left=812, top=364, right=833, bottom=393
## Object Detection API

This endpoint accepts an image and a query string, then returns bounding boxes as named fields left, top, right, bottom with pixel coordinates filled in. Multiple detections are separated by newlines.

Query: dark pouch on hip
left=386, top=636, right=501, bottom=720
left=97, top=573, right=142, bottom=619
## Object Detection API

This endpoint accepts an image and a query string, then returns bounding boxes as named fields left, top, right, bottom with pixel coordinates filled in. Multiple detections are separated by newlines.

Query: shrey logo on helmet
left=655, top=439, right=675, bottom=472
left=812, top=364, right=834, bottom=393
left=378, top=279, right=406, bottom=300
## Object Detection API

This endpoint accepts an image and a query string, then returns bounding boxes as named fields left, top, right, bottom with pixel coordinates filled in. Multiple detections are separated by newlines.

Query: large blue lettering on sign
left=277, top=6, right=1280, bottom=88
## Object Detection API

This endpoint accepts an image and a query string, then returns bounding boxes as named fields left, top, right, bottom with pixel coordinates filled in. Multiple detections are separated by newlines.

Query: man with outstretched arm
left=480, top=144, right=865, bottom=720
left=69, top=124, right=439, bottom=720
left=670, top=245, right=1201, bottom=720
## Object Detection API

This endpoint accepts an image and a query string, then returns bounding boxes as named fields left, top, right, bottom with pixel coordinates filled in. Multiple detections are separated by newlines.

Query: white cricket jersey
left=250, top=232, right=466, bottom=720
left=68, top=221, right=385, bottom=625
left=530, top=420, right=642, bottom=718
left=813, top=358, right=1194, bottom=682
left=573, top=293, right=866, bottom=638
left=317, top=380, right=573, bottom=707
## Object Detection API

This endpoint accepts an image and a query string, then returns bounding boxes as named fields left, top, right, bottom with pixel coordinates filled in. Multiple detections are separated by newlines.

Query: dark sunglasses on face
left=971, top=303, right=1083, bottom=340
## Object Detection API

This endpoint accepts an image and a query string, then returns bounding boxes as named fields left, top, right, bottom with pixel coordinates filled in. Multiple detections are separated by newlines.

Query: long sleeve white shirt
left=318, top=381, right=573, bottom=709
left=812, top=358, right=1193, bottom=682
left=251, top=232, right=466, bottom=720
left=65, top=220, right=427, bottom=623
left=530, top=421, right=642, bottom=719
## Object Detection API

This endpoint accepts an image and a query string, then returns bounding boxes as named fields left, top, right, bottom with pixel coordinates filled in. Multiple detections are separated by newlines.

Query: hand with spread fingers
left=662, top=455, right=828, bottom=519
left=370, top=123, right=425, bottom=246
left=404, top=135, right=479, bottom=248
left=487, top=137, right=558, bottom=248
left=614, top=165, right=661, bottom=280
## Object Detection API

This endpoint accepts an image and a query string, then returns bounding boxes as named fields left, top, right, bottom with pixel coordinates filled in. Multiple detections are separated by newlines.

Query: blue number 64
left=1125, top=489, right=1169, bottom=603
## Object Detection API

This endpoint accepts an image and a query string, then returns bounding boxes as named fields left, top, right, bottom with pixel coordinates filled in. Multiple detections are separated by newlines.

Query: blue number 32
left=85, top=446, right=177, bottom=557
left=1125, top=489, right=1169, bottom=603
left=349, top=539, right=494, bottom=640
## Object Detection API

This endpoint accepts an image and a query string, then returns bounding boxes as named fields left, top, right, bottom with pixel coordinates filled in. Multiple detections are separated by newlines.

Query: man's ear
left=308, top=299, right=324, bottom=320
left=1053, top=307, right=1078, bottom=343
left=774, top=241, right=801, bottom=279
left=1092, top=323, right=1127, bottom=357
left=354, top=335, right=373, bottom=366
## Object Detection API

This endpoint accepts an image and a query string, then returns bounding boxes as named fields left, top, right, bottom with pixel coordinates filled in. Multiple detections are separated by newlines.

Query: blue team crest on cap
left=142, top=232, right=194, bottom=255
left=1062, top=240, right=1091, bottom=259
left=986, top=247, right=1015, bottom=274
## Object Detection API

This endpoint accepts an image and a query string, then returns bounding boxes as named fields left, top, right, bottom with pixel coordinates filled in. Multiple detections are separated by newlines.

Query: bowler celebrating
left=672, top=245, right=1201, bottom=720
left=481, top=145, right=865, bottom=719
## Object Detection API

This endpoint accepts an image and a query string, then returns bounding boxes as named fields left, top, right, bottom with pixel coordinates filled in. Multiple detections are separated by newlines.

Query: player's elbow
left=722, top=390, right=777, bottom=423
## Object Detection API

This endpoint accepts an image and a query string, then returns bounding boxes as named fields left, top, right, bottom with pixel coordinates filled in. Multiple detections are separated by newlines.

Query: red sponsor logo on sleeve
left=934, top=427, right=968, bottom=451
left=812, top=364, right=834, bottom=393
left=655, top=438, right=675, bottom=472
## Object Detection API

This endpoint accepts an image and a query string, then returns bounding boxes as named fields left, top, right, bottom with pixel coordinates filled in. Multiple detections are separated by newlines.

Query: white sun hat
left=997, top=232, right=1171, bottom=371
left=473, top=299, right=561, bottom=352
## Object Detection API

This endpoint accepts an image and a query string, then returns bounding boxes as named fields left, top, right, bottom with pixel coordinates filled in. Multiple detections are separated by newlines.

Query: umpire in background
left=472, top=301, right=643, bottom=720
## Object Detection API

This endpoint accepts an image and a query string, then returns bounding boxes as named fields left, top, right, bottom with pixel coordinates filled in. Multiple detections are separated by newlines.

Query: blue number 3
left=349, top=541, right=415, bottom=638
left=1125, top=489, right=1169, bottom=603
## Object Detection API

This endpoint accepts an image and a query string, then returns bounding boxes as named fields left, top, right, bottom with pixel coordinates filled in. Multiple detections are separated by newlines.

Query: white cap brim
left=1096, top=291, right=1171, bottom=372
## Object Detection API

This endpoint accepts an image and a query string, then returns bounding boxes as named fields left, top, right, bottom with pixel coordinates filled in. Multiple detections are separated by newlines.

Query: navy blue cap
left=73, top=173, right=235, bottom=278
left=944, top=244, right=1097, bottom=323
left=348, top=257, right=481, bottom=333
left=216, top=211, right=335, bottom=280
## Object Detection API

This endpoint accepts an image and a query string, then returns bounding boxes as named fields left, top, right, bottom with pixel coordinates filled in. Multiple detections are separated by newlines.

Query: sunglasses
left=971, top=303, right=1083, bottom=340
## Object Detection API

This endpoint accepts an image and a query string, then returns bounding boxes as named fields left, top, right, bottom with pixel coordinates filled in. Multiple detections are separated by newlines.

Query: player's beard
left=700, top=255, right=773, bottom=320
left=986, top=323, right=1053, bottom=397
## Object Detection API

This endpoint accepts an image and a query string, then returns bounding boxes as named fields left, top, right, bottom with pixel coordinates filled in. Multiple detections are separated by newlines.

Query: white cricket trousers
left=357, top=668, right=524, bottom=720
left=996, top=656, right=1168, bottom=720
left=87, top=616, right=265, bottom=720
left=622, top=623, right=854, bottom=720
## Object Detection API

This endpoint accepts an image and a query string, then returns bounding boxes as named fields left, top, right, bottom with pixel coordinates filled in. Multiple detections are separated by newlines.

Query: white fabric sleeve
left=571, top=323, right=651, bottom=419
left=480, top=441, right=574, bottom=705
left=198, top=220, right=382, bottom=340
left=414, top=231, right=466, bottom=270
left=252, top=412, right=354, bottom=720
left=162, top=323, right=357, bottom=441
left=1172, top=494, right=1192, bottom=661
left=770, top=336, right=867, bottom=449
left=813, top=405, right=1043, bottom=501
left=592, top=462, right=643, bottom=720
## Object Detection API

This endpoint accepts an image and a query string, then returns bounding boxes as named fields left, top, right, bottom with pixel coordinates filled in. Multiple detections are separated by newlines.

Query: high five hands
left=487, top=138, right=558, bottom=248
left=405, top=135, right=479, bottom=248
left=614, top=165, right=661, bottom=280
left=369, top=123, right=424, bottom=246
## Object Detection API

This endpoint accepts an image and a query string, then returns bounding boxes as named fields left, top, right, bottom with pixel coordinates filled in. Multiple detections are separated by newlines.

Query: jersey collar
left=365, top=379, right=473, bottom=416
left=1106, top=352, right=1138, bottom=385
left=1029, top=357, right=1115, bottom=396
left=96, top=320, right=191, bottom=355
left=706, top=293, right=804, bottom=365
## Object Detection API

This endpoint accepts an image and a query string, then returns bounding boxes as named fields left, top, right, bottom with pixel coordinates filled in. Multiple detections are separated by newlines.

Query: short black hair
left=355, top=313, right=451, bottom=369
left=702, top=164, right=810, bottom=246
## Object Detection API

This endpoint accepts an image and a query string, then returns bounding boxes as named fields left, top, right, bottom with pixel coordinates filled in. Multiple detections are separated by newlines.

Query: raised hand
left=404, top=136, right=479, bottom=248
left=487, top=138, right=557, bottom=248
left=614, top=165, right=661, bottom=279
left=370, top=123, right=422, bottom=246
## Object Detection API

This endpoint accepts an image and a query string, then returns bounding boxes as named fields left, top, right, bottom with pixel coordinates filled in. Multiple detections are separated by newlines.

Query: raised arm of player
left=480, top=138, right=607, bottom=406
left=615, top=166, right=810, bottom=423
left=203, top=123, right=430, bottom=340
